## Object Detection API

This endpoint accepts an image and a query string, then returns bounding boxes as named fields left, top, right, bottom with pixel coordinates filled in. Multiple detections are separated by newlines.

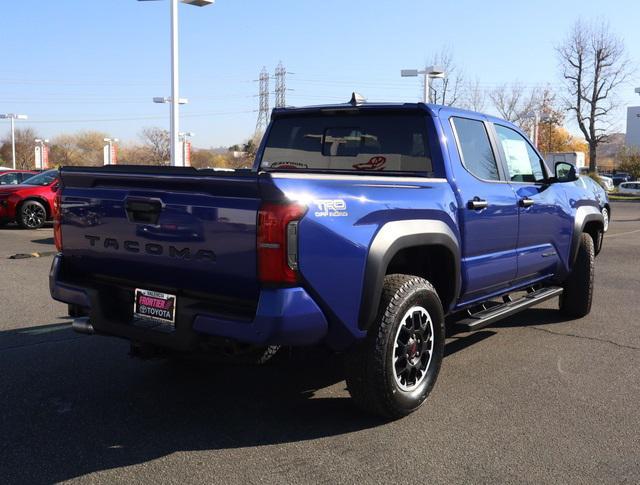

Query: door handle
left=519, top=197, right=535, bottom=208
left=467, top=198, right=488, bottom=210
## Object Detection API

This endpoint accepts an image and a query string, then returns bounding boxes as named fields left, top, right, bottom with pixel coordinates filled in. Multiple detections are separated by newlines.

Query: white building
left=626, top=106, right=640, bottom=149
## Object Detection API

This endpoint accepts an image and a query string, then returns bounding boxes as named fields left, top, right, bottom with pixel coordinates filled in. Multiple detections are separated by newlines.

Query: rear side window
left=261, top=113, right=433, bottom=174
left=0, top=173, right=20, bottom=185
left=451, top=117, right=500, bottom=181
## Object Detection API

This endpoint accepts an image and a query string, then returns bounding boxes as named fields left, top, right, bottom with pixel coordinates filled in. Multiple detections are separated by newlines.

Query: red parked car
left=0, top=169, right=37, bottom=186
left=0, top=169, right=59, bottom=229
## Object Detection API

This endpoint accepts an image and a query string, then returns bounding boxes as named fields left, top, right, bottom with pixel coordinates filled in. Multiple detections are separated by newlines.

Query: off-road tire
left=345, top=274, right=445, bottom=419
left=559, top=233, right=595, bottom=318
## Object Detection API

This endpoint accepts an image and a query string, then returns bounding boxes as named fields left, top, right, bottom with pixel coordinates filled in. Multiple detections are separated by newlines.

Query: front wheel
left=19, top=200, right=47, bottom=229
left=559, top=233, right=595, bottom=318
left=345, top=274, right=445, bottom=419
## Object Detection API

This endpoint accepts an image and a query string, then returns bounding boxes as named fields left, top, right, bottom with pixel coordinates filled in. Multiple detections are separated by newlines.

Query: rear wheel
left=19, top=200, right=47, bottom=229
left=559, top=233, right=595, bottom=318
left=345, top=274, right=445, bottom=419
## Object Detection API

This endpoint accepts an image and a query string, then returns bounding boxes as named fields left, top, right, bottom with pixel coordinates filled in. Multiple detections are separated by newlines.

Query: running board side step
left=455, top=286, right=563, bottom=331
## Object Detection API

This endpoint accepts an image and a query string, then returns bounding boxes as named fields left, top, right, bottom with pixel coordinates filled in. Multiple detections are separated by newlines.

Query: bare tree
left=462, top=78, right=486, bottom=112
left=49, top=134, right=79, bottom=166
left=557, top=20, right=631, bottom=171
left=49, top=131, right=109, bottom=167
left=489, top=83, right=541, bottom=135
left=0, top=127, right=40, bottom=169
left=140, top=127, right=170, bottom=164
left=427, top=46, right=464, bottom=106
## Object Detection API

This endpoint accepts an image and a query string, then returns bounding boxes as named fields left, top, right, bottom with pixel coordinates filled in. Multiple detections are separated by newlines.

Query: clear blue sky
left=1, top=0, right=638, bottom=148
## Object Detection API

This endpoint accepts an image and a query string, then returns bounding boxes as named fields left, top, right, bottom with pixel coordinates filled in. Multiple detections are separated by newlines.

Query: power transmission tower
left=274, top=61, right=287, bottom=108
left=255, top=67, right=270, bottom=135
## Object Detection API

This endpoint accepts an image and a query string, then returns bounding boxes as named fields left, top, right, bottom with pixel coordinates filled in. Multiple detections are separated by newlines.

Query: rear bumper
left=49, top=254, right=328, bottom=350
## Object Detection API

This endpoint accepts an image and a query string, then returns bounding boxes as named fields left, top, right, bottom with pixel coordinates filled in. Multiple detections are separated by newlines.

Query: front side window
left=22, top=170, right=58, bottom=186
left=261, top=113, right=433, bottom=174
left=451, top=117, right=500, bottom=181
left=494, top=124, right=547, bottom=183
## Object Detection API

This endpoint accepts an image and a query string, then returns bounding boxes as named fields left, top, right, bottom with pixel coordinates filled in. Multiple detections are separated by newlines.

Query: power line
left=26, top=109, right=254, bottom=124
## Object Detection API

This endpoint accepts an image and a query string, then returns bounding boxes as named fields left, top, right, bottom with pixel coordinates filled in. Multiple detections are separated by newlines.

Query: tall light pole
left=401, top=66, right=445, bottom=103
left=140, top=0, right=215, bottom=167
left=0, top=114, right=28, bottom=169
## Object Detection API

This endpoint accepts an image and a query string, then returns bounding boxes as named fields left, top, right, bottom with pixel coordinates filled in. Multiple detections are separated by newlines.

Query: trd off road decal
left=314, top=199, right=348, bottom=217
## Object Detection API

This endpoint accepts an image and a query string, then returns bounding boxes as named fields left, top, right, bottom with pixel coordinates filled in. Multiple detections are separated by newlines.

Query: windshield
left=22, top=170, right=58, bottom=186
left=260, top=113, right=434, bottom=175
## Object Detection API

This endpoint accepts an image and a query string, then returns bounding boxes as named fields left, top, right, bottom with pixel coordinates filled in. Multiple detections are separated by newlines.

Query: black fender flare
left=570, top=205, right=604, bottom=266
left=358, top=219, right=461, bottom=331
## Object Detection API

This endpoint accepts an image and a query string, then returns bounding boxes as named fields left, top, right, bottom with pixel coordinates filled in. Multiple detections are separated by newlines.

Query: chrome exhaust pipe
left=72, top=317, right=94, bottom=335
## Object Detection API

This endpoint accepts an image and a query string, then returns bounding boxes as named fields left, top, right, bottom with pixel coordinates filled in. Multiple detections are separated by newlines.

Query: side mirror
left=51, top=183, right=60, bottom=191
left=554, top=161, right=577, bottom=182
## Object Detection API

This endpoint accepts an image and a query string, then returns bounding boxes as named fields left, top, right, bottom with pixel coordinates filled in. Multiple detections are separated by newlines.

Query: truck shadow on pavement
left=490, top=308, right=569, bottom=328
left=30, top=236, right=54, bottom=245
left=1, top=325, right=380, bottom=483
left=1, top=308, right=564, bottom=483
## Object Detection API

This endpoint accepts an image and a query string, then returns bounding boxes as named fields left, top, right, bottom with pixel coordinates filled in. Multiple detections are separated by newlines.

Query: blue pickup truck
left=50, top=98, right=607, bottom=418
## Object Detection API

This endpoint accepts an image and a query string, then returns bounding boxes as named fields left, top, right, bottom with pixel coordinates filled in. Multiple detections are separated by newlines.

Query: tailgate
left=59, top=166, right=262, bottom=305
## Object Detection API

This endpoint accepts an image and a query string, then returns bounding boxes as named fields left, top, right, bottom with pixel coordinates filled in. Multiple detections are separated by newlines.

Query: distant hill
left=597, top=132, right=625, bottom=158
left=596, top=132, right=625, bottom=170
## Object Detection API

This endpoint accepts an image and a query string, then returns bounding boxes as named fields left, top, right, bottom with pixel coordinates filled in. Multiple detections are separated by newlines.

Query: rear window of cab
left=260, top=113, right=435, bottom=176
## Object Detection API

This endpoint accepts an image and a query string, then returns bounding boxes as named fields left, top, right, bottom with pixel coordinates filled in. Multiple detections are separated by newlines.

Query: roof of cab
left=270, top=100, right=513, bottom=128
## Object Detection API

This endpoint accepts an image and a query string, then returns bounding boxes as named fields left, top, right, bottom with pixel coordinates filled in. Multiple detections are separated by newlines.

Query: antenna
left=349, top=92, right=367, bottom=105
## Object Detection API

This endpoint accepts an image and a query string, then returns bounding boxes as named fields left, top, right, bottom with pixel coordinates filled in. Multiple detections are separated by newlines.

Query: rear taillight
left=257, top=202, right=306, bottom=284
left=53, top=189, right=62, bottom=251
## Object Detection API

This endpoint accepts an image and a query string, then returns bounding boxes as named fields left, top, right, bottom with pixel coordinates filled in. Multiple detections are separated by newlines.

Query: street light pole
left=401, top=66, right=445, bottom=103
left=423, top=71, right=429, bottom=104
left=0, top=113, right=28, bottom=169
left=170, top=0, right=180, bottom=167
left=140, top=0, right=214, bottom=167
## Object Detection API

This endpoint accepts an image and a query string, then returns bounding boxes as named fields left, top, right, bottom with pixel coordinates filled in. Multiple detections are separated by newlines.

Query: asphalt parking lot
left=1, top=202, right=639, bottom=484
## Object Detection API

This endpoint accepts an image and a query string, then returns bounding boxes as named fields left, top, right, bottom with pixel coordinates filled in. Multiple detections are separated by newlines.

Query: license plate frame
left=133, top=288, right=177, bottom=326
